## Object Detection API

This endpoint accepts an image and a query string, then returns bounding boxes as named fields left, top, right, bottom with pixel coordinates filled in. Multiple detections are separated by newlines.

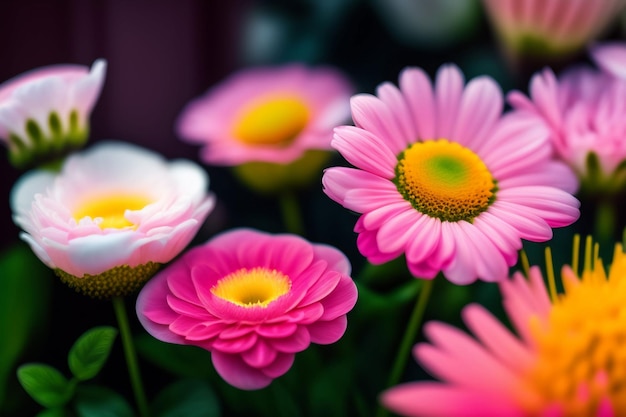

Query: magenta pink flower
left=176, top=64, right=353, bottom=166
left=381, top=241, right=626, bottom=416
left=509, top=42, right=626, bottom=193
left=0, top=59, right=106, bottom=168
left=136, top=228, right=358, bottom=390
left=323, top=64, right=580, bottom=284
left=10, top=141, right=215, bottom=298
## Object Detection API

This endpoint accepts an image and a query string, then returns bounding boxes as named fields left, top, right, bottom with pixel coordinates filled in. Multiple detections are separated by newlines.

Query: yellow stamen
left=394, top=139, right=496, bottom=222
left=73, top=194, right=152, bottom=229
left=524, top=241, right=626, bottom=415
left=571, top=234, right=580, bottom=276
left=211, top=267, right=291, bottom=308
left=544, top=246, right=557, bottom=303
left=520, top=250, right=530, bottom=277
left=232, top=96, right=309, bottom=146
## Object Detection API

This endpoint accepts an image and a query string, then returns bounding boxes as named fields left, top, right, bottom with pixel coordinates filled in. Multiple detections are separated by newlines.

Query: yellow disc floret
left=73, top=194, right=152, bottom=229
left=524, top=243, right=626, bottom=415
left=395, top=139, right=496, bottom=222
left=211, top=267, right=292, bottom=308
left=232, top=96, right=310, bottom=147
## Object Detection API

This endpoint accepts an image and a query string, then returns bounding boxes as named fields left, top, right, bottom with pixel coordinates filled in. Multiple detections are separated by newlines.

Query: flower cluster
left=6, top=4, right=626, bottom=417
left=323, top=64, right=580, bottom=284
left=137, top=229, right=357, bottom=390
left=382, top=237, right=626, bottom=416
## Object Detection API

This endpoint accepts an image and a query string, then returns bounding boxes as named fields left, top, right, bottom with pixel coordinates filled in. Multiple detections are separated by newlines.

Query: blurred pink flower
left=382, top=242, right=626, bottom=416
left=481, top=0, right=626, bottom=59
left=136, top=228, right=357, bottom=390
left=509, top=42, right=626, bottom=193
left=10, top=141, right=215, bottom=298
left=0, top=59, right=106, bottom=168
left=176, top=64, right=353, bottom=166
left=323, top=64, right=579, bottom=284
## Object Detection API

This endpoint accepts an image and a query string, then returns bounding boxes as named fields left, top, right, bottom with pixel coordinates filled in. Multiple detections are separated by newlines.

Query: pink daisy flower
left=382, top=239, right=626, bottom=416
left=0, top=59, right=106, bottom=168
left=176, top=64, right=353, bottom=166
left=509, top=42, right=626, bottom=193
left=481, top=0, right=625, bottom=59
left=10, top=141, right=215, bottom=298
left=322, top=65, right=580, bottom=284
left=136, top=228, right=358, bottom=390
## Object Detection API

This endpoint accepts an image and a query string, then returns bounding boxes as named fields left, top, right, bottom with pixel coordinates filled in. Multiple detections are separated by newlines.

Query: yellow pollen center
left=524, top=244, right=626, bottom=415
left=232, top=96, right=310, bottom=146
left=211, top=267, right=292, bottom=308
left=73, top=194, right=152, bottom=229
left=394, top=139, right=496, bottom=222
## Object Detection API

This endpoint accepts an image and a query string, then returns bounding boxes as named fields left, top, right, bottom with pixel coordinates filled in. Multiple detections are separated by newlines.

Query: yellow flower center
left=211, top=267, right=292, bottom=308
left=232, top=96, right=310, bottom=146
left=394, top=139, right=496, bottom=222
left=524, top=243, right=626, bottom=415
left=73, top=194, right=152, bottom=229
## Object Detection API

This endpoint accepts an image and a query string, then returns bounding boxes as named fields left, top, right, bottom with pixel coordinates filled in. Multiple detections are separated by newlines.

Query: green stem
left=375, top=278, right=435, bottom=417
left=594, top=197, right=616, bottom=245
left=112, top=297, right=149, bottom=417
left=279, top=191, right=305, bottom=235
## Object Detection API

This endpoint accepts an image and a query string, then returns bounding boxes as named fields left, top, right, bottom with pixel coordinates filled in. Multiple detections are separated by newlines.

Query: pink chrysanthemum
left=481, top=0, right=626, bottom=59
left=10, top=141, right=215, bottom=298
left=176, top=64, right=353, bottom=166
left=136, top=228, right=358, bottom=390
left=0, top=59, right=106, bottom=168
left=323, top=65, right=580, bottom=284
left=509, top=42, right=626, bottom=193
left=382, top=239, right=626, bottom=416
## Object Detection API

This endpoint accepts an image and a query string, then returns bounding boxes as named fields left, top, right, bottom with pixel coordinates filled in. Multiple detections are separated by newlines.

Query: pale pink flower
left=382, top=242, right=626, bottom=416
left=509, top=42, right=626, bottom=192
left=136, top=228, right=358, bottom=390
left=481, top=0, right=626, bottom=58
left=322, top=65, right=579, bottom=284
left=0, top=59, right=106, bottom=168
left=176, top=64, right=353, bottom=166
left=10, top=141, right=215, bottom=298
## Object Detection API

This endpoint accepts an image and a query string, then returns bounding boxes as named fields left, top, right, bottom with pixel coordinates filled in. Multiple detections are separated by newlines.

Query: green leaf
left=0, top=244, right=52, bottom=409
left=36, top=408, right=67, bottom=417
left=17, top=364, right=75, bottom=408
left=74, top=385, right=135, bottom=417
left=68, top=326, right=118, bottom=381
left=152, top=379, right=219, bottom=417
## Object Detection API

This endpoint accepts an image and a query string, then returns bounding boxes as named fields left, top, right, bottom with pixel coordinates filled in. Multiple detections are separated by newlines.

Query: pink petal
left=317, top=276, right=358, bottom=321
left=399, top=67, right=436, bottom=140
left=452, top=76, right=503, bottom=151
left=241, top=339, right=277, bottom=368
left=381, top=382, right=525, bottom=417
left=256, top=322, right=298, bottom=338
left=212, top=332, right=258, bottom=353
left=461, top=304, right=534, bottom=372
left=591, top=41, right=626, bottom=79
left=418, top=323, right=520, bottom=393
left=308, top=315, right=348, bottom=344
left=434, top=64, right=464, bottom=139
left=261, top=352, right=295, bottom=378
left=212, top=351, right=273, bottom=390
left=376, top=81, right=417, bottom=145
left=332, top=125, right=397, bottom=178
left=269, top=326, right=311, bottom=353
left=350, top=93, right=410, bottom=153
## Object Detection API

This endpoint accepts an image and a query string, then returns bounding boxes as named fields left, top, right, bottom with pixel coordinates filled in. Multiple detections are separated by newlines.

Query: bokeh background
left=1, top=1, right=624, bottom=416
